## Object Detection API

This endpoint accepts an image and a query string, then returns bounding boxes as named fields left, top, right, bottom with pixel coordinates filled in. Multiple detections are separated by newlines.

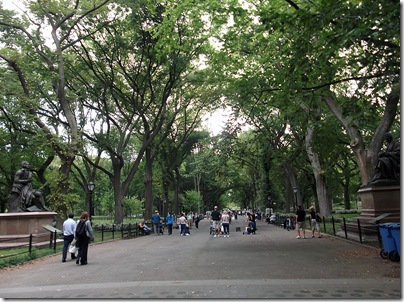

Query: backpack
left=76, top=220, right=87, bottom=237
left=316, top=213, right=322, bottom=223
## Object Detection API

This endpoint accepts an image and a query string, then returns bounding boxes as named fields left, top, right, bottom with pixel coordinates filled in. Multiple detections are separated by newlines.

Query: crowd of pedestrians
left=61, top=204, right=322, bottom=269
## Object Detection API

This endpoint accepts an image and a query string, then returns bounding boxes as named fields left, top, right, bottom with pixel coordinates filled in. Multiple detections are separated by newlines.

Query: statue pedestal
left=358, top=184, right=400, bottom=223
left=341, top=185, right=400, bottom=240
left=0, top=212, right=58, bottom=243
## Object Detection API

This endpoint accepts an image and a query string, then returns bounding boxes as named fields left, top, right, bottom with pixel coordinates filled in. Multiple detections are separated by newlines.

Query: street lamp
left=293, top=187, right=298, bottom=208
left=87, top=181, right=95, bottom=219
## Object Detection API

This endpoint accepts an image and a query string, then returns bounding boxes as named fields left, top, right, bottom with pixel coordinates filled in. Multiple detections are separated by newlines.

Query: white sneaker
left=185, top=233, right=189, bottom=236
left=296, top=235, right=301, bottom=239
left=214, top=234, right=217, bottom=237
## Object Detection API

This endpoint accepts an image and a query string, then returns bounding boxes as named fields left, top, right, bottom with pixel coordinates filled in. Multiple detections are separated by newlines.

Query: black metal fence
left=0, top=222, right=147, bottom=261
left=273, top=214, right=381, bottom=248
left=0, top=231, right=60, bottom=260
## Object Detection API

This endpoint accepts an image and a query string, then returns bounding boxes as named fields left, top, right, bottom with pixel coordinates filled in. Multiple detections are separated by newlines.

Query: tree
left=69, top=0, right=217, bottom=222
left=0, top=0, right=111, bottom=219
left=205, top=0, right=399, bottom=214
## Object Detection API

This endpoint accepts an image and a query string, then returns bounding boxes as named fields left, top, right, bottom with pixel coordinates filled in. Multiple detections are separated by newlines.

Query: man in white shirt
left=62, top=213, right=77, bottom=262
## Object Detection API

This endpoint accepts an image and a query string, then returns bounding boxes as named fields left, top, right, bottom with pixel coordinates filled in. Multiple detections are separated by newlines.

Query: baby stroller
left=180, top=224, right=190, bottom=236
left=283, top=218, right=291, bottom=231
left=209, top=220, right=214, bottom=235
left=159, top=222, right=165, bottom=235
left=283, top=217, right=295, bottom=231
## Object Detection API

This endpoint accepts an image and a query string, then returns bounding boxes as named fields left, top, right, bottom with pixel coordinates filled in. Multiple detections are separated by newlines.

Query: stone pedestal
left=357, top=184, right=400, bottom=223
left=341, top=185, right=400, bottom=240
left=0, top=212, right=58, bottom=243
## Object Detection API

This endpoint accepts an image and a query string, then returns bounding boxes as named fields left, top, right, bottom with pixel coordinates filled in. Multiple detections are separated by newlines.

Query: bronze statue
left=369, top=133, right=400, bottom=185
left=8, top=161, right=48, bottom=212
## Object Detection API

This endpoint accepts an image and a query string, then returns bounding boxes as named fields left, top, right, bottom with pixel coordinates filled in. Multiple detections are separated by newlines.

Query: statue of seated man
left=369, top=133, right=400, bottom=184
left=8, top=161, right=48, bottom=212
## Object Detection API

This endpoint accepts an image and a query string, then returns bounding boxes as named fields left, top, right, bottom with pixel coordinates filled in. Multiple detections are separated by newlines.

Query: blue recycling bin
left=390, top=223, right=400, bottom=257
left=378, top=223, right=400, bottom=262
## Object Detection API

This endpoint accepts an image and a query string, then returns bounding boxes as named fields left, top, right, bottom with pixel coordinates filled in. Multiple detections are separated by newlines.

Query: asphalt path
left=0, top=217, right=400, bottom=299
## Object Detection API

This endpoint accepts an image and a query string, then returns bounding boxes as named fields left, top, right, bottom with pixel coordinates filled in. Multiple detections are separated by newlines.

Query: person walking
left=295, top=205, right=306, bottom=239
left=211, top=206, right=221, bottom=237
left=178, top=213, right=188, bottom=236
left=220, top=210, right=230, bottom=237
left=152, top=210, right=161, bottom=235
left=166, top=212, right=174, bottom=235
left=187, top=212, right=193, bottom=229
left=309, top=205, right=322, bottom=238
left=62, top=213, right=77, bottom=262
left=194, top=213, right=200, bottom=229
left=75, top=211, right=94, bottom=265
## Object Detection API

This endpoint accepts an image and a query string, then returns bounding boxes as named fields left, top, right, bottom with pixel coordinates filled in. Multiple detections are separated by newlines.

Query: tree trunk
left=283, top=161, right=299, bottom=211
left=174, top=168, right=181, bottom=214
left=282, top=172, right=291, bottom=212
left=144, top=147, right=154, bottom=220
left=305, top=126, right=332, bottom=215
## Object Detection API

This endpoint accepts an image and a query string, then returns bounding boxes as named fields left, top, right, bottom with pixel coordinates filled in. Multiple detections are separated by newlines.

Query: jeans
left=222, top=223, right=230, bottom=235
left=62, top=234, right=75, bottom=260
left=154, top=223, right=160, bottom=235
left=167, top=224, right=173, bottom=235
left=180, top=224, right=187, bottom=235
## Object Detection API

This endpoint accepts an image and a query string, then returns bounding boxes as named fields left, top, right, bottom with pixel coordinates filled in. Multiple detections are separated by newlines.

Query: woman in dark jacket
left=75, top=211, right=94, bottom=265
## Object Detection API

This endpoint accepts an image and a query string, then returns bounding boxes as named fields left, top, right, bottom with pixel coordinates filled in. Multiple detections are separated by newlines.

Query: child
left=285, top=215, right=292, bottom=231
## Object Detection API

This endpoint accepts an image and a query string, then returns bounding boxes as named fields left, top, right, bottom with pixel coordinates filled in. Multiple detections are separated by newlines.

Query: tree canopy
left=0, top=0, right=399, bottom=222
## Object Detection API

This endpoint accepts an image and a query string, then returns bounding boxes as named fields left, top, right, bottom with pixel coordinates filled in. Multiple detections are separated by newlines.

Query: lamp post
left=87, top=181, right=95, bottom=219
left=293, top=187, right=298, bottom=208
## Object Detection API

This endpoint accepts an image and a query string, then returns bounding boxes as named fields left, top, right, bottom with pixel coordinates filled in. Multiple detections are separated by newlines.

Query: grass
left=0, top=246, right=62, bottom=270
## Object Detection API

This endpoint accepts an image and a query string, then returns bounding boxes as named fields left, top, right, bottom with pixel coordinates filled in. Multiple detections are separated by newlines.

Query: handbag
left=69, top=243, right=77, bottom=254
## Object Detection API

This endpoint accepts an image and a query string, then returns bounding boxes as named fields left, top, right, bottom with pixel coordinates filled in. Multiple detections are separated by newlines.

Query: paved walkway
left=0, top=217, right=400, bottom=299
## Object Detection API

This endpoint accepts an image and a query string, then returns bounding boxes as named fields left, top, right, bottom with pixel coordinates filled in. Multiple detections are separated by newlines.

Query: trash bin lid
left=377, top=223, right=391, bottom=229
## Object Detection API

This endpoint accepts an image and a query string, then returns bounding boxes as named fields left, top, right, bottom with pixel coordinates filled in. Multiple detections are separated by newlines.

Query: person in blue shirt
left=152, top=210, right=161, bottom=235
left=166, top=212, right=173, bottom=235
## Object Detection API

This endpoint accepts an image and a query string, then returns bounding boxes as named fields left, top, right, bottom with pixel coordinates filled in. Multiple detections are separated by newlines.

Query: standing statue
left=369, top=133, right=400, bottom=184
left=8, top=161, right=48, bottom=212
